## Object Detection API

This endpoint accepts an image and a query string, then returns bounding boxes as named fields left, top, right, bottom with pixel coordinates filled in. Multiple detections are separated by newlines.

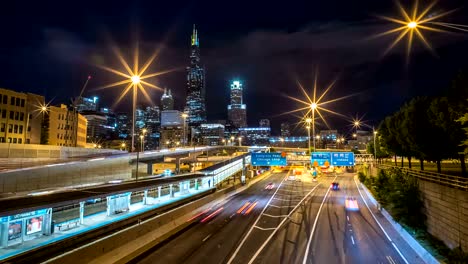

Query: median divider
left=45, top=171, right=272, bottom=264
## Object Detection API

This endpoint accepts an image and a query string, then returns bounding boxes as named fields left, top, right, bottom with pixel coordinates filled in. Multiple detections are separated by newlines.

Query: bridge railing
left=377, top=164, right=468, bottom=191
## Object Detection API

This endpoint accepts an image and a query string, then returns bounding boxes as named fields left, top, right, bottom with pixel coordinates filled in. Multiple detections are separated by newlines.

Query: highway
left=133, top=170, right=425, bottom=264
left=133, top=171, right=294, bottom=264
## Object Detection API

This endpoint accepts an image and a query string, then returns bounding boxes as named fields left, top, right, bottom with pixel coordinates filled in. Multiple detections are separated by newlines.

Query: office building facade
left=227, top=81, right=247, bottom=128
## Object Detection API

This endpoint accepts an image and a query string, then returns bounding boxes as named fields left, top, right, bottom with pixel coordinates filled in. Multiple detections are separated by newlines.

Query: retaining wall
left=418, top=179, right=468, bottom=252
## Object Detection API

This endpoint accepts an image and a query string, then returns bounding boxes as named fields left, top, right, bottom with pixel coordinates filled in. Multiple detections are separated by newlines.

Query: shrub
left=358, top=171, right=366, bottom=183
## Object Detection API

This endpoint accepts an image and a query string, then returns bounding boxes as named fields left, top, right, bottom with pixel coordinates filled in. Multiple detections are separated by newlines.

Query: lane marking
left=262, top=213, right=288, bottom=218
left=351, top=235, right=355, bottom=245
left=227, top=172, right=289, bottom=264
left=230, top=213, right=236, bottom=219
left=244, top=202, right=258, bottom=215
left=268, top=204, right=295, bottom=209
left=273, top=197, right=302, bottom=202
left=254, top=226, right=277, bottom=231
left=386, top=255, right=396, bottom=264
left=353, top=177, right=409, bottom=264
left=248, top=184, right=321, bottom=264
left=202, top=234, right=212, bottom=242
left=302, top=176, right=337, bottom=264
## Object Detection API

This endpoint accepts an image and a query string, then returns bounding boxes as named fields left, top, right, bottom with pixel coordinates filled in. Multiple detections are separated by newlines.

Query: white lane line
left=254, top=226, right=277, bottom=231
left=262, top=213, right=289, bottom=218
left=230, top=213, right=236, bottom=219
left=354, top=177, right=409, bottom=264
left=302, top=175, right=337, bottom=264
left=273, top=197, right=302, bottom=202
left=248, top=184, right=320, bottom=264
left=386, top=255, right=396, bottom=264
left=351, top=235, right=355, bottom=245
left=227, top=173, right=288, bottom=264
left=202, top=234, right=212, bottom=242
left=268, top=204, right=295, bottom=209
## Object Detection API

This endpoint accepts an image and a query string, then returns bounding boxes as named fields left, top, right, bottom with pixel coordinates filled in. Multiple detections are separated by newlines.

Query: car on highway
left=330, top=182, right=340, bottom=190
left=345, top=197, right=359, bottom=211
left=265, top=182, right=275, bottom=190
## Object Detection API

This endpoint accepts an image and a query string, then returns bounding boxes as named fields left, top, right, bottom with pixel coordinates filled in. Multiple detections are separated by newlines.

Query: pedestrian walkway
left=0, top=187, right=208, bottom=261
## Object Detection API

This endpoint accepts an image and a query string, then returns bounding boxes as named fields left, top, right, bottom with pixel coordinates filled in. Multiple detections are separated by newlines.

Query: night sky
left=1, top=0, right=468, bottom=135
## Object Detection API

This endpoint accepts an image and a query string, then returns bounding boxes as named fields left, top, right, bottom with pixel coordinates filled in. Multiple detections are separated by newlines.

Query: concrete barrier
left=45, top=171, right=272, bottom=264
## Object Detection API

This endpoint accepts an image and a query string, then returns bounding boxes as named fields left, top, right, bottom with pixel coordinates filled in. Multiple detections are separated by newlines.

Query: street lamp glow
left=131, top=75, right=140, bottom=84
left=310, top=102, right=317, bottom=110
left=316, top=135, right=320, bottom=139
left=121, top=143, right=126, bottom=147
left=305, top=118, right=312, bottom=123
left=306, top=126, right=310, bottom=130
left=407, top=21, right=417, bottom=29
left=353, top=133, right=357, bottom=138
left=354, top=121, right=360, bottom=127
left=142, top=128, right=147, bottom=134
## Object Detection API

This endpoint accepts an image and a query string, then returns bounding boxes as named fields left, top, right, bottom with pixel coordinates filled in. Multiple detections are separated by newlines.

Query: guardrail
left=376, top=164, right=468, bottom=191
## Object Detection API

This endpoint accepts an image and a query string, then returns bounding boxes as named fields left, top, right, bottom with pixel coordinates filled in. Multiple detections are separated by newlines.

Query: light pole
left=181, top=113, right=188, bottom=147
left=140, top=135, right=144, bottom=153
left=305, top=117, right=311, bottom=152
left=238, top=137, right=242, bottom=147
left=230, top=136, right=235, bottom=146
left=373, top=128, right=378, bottom=163
left=141, top=128, right=147, bottom=151
left=310, top=103, right=317, bottom=151
left=130, top=75, right=140, bottom=152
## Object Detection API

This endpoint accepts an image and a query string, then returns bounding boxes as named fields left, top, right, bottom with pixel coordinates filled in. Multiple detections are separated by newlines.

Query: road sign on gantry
left=331, top=152, right=355, bottom=166
left=311, top=152, right=331, bottom=167
left=251, top=152, right=287, bottom=166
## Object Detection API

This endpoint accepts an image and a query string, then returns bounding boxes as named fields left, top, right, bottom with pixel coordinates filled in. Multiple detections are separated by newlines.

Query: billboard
left=8, top=221, right=22, bottom=241
left=26, top=216, right=43, bottom=235
left=251, top=152, right=287, bottom=166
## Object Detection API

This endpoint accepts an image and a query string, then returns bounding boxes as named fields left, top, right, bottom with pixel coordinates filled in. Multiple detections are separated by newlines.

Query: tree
left=428, top=97, right=467, bottom=176
left=457, top=109, right=468, bottom=154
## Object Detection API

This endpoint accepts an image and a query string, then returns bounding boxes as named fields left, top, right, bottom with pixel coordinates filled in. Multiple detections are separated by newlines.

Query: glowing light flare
left=95, top=41, right=174, bottom=107
left=284, top=72, right=352, bottom=130
left=131, top=75, right=140, bottom=84
left=373, top=1, right=465, bottom=62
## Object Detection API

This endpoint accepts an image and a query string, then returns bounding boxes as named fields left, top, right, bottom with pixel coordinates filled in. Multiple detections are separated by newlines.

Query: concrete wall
left=0, top=143, right=126, bottom=159
left=418, top=179, right=468, bottom=252
left=0, top=156, right=132, bottom=193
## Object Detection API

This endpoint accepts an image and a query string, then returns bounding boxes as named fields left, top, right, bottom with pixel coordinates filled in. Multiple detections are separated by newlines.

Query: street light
left=230, top=136, right=235, bottom=146
left=140, top=135, right=144, bottom=152
left=238, top=137, right=242, bottom=147
left=121, top=142, right=126, bottom=151
left=280, top=137, right=284, bottom=147
left=353, top=133, right=357, bottom=138
left=181, top=113, right=188, bottom=146
left=222, top=139, right=226, bottom=146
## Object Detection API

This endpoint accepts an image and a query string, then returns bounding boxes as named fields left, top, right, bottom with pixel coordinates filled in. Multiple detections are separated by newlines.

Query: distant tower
left=227, top=80, right=247, bottom=128
left=161, top=88, right=174, bottom=110
left=185, top=25, right=206, bottom=125
left=259, top=119, right=270, bottom=128
left=281, top=122, right=291, bottom=137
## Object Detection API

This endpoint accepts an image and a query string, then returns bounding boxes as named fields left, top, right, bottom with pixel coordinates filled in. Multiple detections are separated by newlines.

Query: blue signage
left=251, top=152, right=287, bottom=166
left=311, top=152, right=331, bottom=166
left=331, top=152, right=355, bottom=166
left=311, top=152, right=355, bottom=166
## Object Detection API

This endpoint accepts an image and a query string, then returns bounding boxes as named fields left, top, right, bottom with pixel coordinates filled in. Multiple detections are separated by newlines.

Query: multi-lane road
left=133, top=168, right=425, bottom=264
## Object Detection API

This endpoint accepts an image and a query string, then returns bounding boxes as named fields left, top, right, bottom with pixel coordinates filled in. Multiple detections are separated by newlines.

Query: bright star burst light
left=284, top=70, right=355, bottom=130
left=95, top=41, right=174, bottom=107
left=373, top=0, right=467, bottom=61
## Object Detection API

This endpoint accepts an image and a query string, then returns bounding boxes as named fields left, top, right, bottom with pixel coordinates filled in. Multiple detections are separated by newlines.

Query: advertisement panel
left=8, top=221, right=22, bottom=241
left=26, top=216, right=43, bottom=235
left=251, top=152, right=287, bottom=166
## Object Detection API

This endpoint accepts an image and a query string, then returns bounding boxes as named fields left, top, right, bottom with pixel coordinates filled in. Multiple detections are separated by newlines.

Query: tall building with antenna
left=185, top=25, right=206, bottom=125
left=161, top=88, right=174, bottom=110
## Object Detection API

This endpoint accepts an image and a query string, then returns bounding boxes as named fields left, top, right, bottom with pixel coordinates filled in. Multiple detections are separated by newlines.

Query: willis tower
left=185, top=25, right=206, bottom=125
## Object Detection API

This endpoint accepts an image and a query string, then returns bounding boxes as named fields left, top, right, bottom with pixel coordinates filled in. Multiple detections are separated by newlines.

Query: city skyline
left=0, top=1, right=467, bottom=133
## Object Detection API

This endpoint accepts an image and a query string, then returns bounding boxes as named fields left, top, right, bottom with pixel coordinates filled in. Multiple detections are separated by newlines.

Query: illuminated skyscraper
left=227, top=80, right=247, bottom=128
left=185, top=25, right=206, bottom=125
